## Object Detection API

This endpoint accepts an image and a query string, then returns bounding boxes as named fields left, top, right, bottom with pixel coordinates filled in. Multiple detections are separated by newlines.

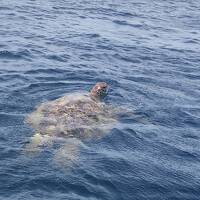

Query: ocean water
left=0, top=0, right=200, bottom=199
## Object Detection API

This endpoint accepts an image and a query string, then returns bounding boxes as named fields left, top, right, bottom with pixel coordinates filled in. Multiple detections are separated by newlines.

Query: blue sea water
left=0, top=0, right=200, bottom=199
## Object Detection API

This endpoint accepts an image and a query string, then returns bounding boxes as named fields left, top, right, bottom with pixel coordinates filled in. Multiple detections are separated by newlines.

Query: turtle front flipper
left=109, top=105, right=151, bottom=125
left=24, top=132, right=53, bottom=155
left=53, top=138, right=81, bottom=168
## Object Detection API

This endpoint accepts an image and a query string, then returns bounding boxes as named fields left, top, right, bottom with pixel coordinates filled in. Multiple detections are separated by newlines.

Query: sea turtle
left=25, top=82, right=128, bottom=166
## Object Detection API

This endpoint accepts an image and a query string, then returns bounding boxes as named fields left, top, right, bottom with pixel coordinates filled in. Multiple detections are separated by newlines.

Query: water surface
left=0, top=0, right=200, bottom=199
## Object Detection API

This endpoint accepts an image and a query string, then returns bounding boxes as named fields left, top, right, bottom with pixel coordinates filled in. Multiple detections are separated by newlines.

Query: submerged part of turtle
left=25, top=82, right=125, bottom=166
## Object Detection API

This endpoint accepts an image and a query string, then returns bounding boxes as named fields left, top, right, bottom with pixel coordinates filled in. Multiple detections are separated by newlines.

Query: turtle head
left=90, top=82, right=109, bottom=101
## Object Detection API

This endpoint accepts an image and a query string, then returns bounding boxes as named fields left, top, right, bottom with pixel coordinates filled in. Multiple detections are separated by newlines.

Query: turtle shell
left=26, top=92, right=117, bottom=139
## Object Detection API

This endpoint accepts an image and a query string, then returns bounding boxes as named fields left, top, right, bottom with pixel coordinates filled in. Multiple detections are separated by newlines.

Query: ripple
left=0, top=113, right=24, bottom=127
left=158, top=141, right=200, bottom=163
left=113, top=53, right=141, bottom=63
left=0, top=6, right=11, bottom=11
left=0, top=50, right=32, bottom=61
left=45, top=54, right=70, bottom=62
left=24, top=68, right=67, bottom=75
left=113, top=20, right=143, bottom=28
